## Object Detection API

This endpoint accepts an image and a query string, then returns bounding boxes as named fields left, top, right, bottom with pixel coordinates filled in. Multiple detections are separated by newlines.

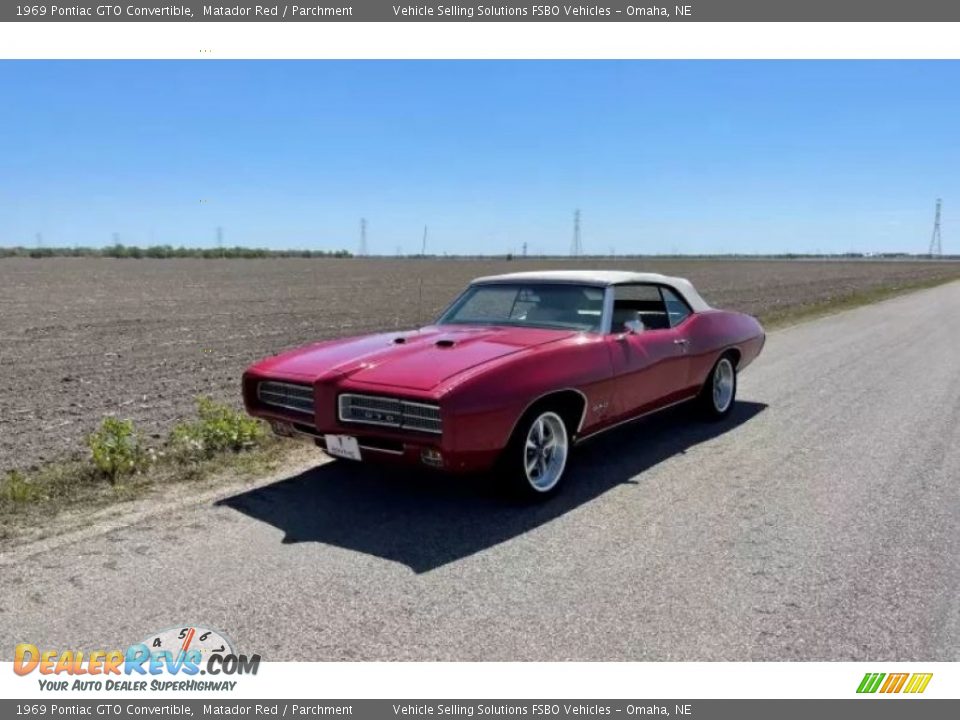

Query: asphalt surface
left=2, top=282, right=958, bottom=661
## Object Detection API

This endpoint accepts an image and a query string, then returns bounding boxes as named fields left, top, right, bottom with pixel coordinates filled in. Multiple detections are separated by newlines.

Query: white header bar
left=1, top=22, right=960, bottom=59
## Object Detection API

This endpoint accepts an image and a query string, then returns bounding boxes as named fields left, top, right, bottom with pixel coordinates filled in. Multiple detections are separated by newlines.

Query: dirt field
left=1, top=257, right=958, bottom=471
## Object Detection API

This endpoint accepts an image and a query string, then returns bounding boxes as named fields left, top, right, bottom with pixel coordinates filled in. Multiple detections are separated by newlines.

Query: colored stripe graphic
left=903, top=673, right=933, bottom=694
left=880, top=673, right=908, bottom=693
left=857, top=672, right=932, bottom=694
left=857, top=673, right=885, bottom=693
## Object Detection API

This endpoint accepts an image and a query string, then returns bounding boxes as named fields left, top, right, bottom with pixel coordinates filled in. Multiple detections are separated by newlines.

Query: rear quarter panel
left=685, top=310, right=765, bottom=391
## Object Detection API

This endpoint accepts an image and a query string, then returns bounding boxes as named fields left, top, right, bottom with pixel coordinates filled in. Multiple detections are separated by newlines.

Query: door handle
left=673, top=338, right=688, bottom=345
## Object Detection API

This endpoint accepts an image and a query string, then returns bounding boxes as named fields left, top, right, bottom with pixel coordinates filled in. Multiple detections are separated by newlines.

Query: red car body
left=242, top=271, right=765, bottom=476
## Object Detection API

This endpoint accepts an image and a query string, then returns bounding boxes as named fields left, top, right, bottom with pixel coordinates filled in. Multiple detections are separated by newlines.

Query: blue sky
left=0, top=60, right=955, bottom=255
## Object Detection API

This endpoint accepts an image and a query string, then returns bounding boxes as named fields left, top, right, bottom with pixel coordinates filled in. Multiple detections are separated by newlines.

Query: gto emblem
left=363, top=411, right=396, bottom=422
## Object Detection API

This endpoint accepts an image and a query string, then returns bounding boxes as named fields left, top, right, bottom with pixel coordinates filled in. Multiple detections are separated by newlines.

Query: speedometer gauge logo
left=140, top=625, right=235, bottom=661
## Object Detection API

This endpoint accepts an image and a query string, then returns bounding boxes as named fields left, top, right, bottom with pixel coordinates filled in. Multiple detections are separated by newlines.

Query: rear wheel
left=501, top=409, right=570, bottom=499
left=699, top=354, right=737, bottom=419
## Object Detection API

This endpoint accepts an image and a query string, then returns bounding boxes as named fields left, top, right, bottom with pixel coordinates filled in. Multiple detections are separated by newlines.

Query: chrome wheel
left=712, top=357, right=735, bottom=413
left=523, top=411, right=569, bottom=493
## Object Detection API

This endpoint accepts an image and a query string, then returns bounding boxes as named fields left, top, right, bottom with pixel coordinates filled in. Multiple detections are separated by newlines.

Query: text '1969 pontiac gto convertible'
left=243, top=270, right=765, bottom=498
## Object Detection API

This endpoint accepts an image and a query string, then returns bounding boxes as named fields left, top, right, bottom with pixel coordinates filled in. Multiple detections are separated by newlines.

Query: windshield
left=437, top=283, right=605, bottom=332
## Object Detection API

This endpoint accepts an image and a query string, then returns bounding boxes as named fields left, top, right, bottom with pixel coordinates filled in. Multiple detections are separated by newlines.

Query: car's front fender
left=441, top=338, right=615, bottom=456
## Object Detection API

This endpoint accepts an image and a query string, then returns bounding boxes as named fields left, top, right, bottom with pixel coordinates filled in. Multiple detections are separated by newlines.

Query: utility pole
left=359, top=218, right=368, bottom=256
left=421, top=225, right=428, bottom=256
left=929, top=198, right=943, bottom=257
left=570, top=209, right=582, bottom=257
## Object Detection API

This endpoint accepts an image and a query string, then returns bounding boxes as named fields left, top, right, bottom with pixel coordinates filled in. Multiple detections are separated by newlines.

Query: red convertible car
left=243, top=271, right=765, bottom=497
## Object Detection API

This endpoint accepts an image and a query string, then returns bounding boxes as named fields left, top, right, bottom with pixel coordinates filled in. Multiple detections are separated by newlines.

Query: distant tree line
left=1, top=246, right=955, bottom=261
left=0, top=244, right=353, bottom=259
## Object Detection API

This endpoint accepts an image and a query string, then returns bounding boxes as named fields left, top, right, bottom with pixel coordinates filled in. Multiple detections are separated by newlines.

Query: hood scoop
left=392, top=336, right=407, bottom=344
left=434, top=339, right=457, bottom=349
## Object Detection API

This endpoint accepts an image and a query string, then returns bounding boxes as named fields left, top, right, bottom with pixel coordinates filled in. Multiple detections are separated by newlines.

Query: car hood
left=252, top=325, right=576, bottom=391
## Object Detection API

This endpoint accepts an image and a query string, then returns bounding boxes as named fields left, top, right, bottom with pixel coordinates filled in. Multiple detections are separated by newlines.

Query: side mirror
left=623, top=317, right=645, bottom=334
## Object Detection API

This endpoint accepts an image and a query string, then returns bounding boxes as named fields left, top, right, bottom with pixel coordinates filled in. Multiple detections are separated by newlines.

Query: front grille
left=338, top=394, right=442, bottom=435
left=258, top=381, right=315, bottom=417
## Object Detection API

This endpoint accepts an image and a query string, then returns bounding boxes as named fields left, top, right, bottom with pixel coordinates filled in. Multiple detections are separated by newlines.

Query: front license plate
left=324, top=434, right=362, bottom=461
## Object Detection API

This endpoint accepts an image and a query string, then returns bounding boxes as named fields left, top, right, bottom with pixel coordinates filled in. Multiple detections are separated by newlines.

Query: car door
left=659, top=285, right=695, bottom=392
left=604, top=284, right=692, bottom=419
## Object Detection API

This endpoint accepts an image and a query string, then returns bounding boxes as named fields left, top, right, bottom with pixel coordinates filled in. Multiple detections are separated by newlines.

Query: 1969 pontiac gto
left=243, top=270, right=765, bottom=497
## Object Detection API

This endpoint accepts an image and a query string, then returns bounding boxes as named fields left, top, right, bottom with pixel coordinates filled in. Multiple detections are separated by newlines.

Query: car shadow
left=216, top=401, right=767, bottom=573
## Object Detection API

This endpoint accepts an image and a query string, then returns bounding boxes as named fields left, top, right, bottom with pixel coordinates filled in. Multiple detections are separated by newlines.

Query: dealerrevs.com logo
left=857, top=672, right=933, bottom=694
left=13, top=626, right=261, bottom=692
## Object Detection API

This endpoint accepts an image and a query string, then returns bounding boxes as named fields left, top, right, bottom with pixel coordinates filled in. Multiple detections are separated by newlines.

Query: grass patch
left=1, top=470, right=48, bottom=504
left=169, top=397, right=265, bottom=460
left=758, top=274, right=960, bottom=329
left=0, top=399, right=288, bottom=541
left=87, top=416, right=151, bottom=483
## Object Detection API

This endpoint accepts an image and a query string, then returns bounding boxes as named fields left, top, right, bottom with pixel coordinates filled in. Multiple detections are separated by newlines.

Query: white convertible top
left=471, top=270, right=712, bottom=312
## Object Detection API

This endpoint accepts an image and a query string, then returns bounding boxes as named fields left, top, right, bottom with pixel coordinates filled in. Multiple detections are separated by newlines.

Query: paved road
left=2, top=282, right=959, bottom=661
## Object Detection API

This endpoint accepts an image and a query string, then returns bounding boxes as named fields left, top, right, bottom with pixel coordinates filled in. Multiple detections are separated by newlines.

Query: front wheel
left=502, top=409, right=570, bottom=499
left=698, top=354, right=737, bottom=420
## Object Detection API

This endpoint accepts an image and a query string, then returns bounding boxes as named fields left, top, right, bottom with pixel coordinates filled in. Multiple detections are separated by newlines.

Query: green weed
left=86, top=416, right=150, bottom=483
left=1, top=470, right=45, bottom=504
left=169, top=397, right=265, bottom=461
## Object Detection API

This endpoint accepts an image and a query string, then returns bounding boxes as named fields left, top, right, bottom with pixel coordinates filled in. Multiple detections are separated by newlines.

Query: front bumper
left=243, top=372, right=503, bottom=474
left=263, top=415, right=496, bottom=474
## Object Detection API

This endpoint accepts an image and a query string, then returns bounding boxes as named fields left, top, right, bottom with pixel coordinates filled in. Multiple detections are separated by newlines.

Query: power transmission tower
left=421, top=225, right=428, bottom=256
left=929, top=198, right=943, bottom=257
left=570, top=209, right=582, bottom=257
left=35, top=232, right=43, bottom=249
left=112, top=232, right=120, bottom=245
left=359, top=218, right=368, bottom=256
left=522, top=241, right=528, bottom=258
left=216, top=226, right=224, bottom=256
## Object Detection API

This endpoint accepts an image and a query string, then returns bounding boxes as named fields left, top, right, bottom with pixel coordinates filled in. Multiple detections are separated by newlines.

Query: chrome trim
left=604, top=282, right=699, bottom=335
left=337, top=395, right=401, bottom=429
left=287, top=424, right=407, bottom=455
left=358, top=443, right=404, bottom=456
left=575, top=392, right=590, bottom=433
left=574, top=394, right=697, bottom=444
left=437, top=282, right=608, bottom=334
left=504, top=388, right=590, bottom=444
left=399, top=399, right=444, bottom=411
left=257, top=381, right=315, bottom=416
left=600, top=286, right=615, bottom=334
left=433, top=286, right=472, bottom=325
left=398, top=400, right=442, bottom=434
left=712, top=357, right=735, bottom=413
left=523, top=410, right=569, bottom=493
left=656, top=284, right=695, bottom=323
left=337, top=393, right=442, bottom=435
